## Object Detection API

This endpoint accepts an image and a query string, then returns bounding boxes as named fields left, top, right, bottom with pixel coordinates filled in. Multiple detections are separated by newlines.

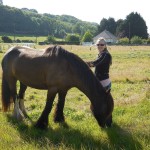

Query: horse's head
left=90, top=92, right=114, bottom=128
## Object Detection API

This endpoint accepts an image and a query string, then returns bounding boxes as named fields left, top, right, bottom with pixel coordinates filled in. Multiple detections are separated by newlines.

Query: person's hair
left=96, top=37, right=106, bottom=45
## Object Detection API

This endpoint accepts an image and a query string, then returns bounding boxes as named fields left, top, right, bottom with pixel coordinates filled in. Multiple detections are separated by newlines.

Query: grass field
left=0, top=45, right=150, bottom=150
left=0, top=35, right=47, bottom=43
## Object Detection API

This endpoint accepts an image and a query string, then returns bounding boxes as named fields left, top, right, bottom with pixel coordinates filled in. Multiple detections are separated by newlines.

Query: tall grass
left=0, top=45, right=149, bottom=150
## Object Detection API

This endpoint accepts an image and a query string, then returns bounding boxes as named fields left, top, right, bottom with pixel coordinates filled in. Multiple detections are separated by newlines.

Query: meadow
left=0, top=35, right=47, bottom=43
left=0, top=44, right=149, bottom=150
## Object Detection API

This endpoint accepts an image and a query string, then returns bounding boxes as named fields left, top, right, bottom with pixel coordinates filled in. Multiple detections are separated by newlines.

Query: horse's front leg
left=53, top=90, right=67, bottom=123
left=35, top=87, right=57, bottom=129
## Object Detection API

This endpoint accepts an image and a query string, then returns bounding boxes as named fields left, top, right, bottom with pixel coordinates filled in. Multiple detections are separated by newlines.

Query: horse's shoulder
left=43, top=45, right=64, bottom=57
left=44, top=45, right=58, bottom=52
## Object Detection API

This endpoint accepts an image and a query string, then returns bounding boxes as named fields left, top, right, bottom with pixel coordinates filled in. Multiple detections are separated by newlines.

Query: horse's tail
left=1, top=72, right=12, bottom=112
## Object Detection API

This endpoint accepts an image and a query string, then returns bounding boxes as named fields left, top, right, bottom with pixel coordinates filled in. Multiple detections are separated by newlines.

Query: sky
left=3, top=0, right=150, bottom=34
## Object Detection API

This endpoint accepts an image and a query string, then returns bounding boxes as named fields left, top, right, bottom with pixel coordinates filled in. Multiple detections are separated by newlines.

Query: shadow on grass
left=6, top=115, right=142, bottom=150
left=105, top=123, right=142, bottom=149
left=6, top=115, right=106, bottom=149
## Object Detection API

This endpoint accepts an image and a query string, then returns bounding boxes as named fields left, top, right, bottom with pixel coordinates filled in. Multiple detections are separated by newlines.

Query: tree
left=120, top=12, right=148, bottom=39
left=98, top=17, right=116, bottom=34
left=0, top=0, right=3, bottom=5
left=0, top=5, right=98, bottom=37
left=1, top=36, right=12, bottom=43
left=116, top=19, right=125, bottom=38
left=98, top=18, right=108, bottom=33
left=72, top=23, right=82, bottom=34
left=21, top=8, right=38, bottom=13
left=98, top=12, right=148, bottom=39
left=65, top=34, right=80, bottom=42
left=107, top=18, right=117, bottom=34
left=82, top=31, right=93, bottom=42
left=47, top=35, right=55, bottom=43
left=58, top=29, right=66, bottom=38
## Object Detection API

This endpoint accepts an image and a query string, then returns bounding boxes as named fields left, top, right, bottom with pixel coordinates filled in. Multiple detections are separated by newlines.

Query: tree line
left=0, top=5, right=98, bottom=38
left=0, top=4, right=149, bottom=42
left=98, top=12, right=148, bottom=39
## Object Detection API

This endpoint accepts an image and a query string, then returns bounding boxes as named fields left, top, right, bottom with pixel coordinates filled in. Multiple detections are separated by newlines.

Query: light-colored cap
left=95, top=37, right=106, bottom=45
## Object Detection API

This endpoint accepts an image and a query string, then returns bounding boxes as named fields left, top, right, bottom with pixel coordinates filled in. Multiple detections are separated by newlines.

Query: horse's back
left=1, top=46, right=73, bottom=89
left=2, top=46, right=20, bottom=73
left=2, top=46, right=38, bottom=73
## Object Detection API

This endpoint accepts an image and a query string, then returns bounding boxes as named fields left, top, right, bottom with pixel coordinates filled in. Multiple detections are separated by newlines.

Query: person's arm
left=86, top=52, right=111, bottom=67
left=86, top=61, right=94, bottom=67
left=92, top=53, right=109, bottom=66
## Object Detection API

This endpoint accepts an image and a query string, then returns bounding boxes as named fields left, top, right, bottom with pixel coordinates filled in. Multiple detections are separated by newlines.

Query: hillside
left=0, top=5, right=98, bottom=37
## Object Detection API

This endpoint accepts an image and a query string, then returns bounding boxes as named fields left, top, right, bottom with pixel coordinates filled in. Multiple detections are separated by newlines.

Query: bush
left=118, top=37, right=129, bottom=45
left=130, top=36, right=142, bottom=44
left=82, top=31, right=93, bottom=42
left=16, top=39, right=21, bottom=43
left=53, top=41, right=80, bottom=45
left=1, top=36, right=12, bottom=43
left=21, top=40, right=34, bottom=43
left=147, top=38, right=150, bottom=44
left=47, top=35, right=55, bottom=43
left=65, top=34, right=80, bottom=43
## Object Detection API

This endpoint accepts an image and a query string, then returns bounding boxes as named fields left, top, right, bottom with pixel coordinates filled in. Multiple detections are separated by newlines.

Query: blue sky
left=3, top=0, right=150, bottom=34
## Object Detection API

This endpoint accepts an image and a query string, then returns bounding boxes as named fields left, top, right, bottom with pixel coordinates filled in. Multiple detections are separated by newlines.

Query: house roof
left=93, top=30, right=117, bottom=41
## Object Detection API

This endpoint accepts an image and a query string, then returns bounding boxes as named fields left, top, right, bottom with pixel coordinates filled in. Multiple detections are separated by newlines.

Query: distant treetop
left=0, top=0, right=3, bottom=5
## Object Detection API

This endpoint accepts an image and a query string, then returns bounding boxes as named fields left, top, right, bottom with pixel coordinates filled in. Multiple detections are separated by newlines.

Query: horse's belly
left=20, top=79, right=48, bottom=89
left=27, top=83, right=47, bottom=89
left=14, top=72, right=48, bottom=89
left=12, top=57, right=71, bottom=89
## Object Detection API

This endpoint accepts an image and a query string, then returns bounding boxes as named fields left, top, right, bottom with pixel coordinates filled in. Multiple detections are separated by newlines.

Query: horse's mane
left=44, top=46, right=104, bottom=94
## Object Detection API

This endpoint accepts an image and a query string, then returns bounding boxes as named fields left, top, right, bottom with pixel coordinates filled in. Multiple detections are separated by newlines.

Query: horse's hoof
left=60, top=122, right=69, bottom=129
left=34, top=122, right=48, bottom=130
left=106, top=123, right=112, bottom=127
left=105, top=120, right=112, bottom=127
left=12, top=110, right=24, bottom=121
left=54, top=117, right=65, bottom=123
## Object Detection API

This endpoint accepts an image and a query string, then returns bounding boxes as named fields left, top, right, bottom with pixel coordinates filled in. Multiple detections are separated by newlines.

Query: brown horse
left=1, top=45, right=114, bottom=129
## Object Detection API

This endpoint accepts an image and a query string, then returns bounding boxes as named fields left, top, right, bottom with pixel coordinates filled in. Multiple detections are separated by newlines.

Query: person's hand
left=86, top=62, right=94, bottom=67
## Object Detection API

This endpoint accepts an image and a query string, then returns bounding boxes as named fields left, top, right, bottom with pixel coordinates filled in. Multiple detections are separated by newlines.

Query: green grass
left=0, top=45, right=150, bottom=149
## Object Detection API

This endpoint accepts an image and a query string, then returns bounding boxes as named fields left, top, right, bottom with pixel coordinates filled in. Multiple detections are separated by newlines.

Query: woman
left=87, top=37, right=112, bottom=92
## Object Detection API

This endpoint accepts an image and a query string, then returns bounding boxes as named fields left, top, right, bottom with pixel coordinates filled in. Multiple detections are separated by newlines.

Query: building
left=93, top=30, right=118, bottom=44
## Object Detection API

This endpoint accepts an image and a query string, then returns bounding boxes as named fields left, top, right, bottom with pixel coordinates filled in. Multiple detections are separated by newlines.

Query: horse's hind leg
left=18, top=82, right=28, bottom=117
left=54, top=90, right=67, bottom=123
left=9, top=79, right=24, bottom=121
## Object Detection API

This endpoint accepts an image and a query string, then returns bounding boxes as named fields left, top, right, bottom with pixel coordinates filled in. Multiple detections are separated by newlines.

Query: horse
left=1, top=45, right=114, bottom=129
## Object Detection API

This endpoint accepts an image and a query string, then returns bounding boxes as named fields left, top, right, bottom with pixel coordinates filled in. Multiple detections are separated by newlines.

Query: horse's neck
left=76, top=78, right=101, bottom=103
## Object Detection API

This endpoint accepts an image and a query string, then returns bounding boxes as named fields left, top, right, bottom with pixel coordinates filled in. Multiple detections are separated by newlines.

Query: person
left=87, top=37, right=112, bottom=92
